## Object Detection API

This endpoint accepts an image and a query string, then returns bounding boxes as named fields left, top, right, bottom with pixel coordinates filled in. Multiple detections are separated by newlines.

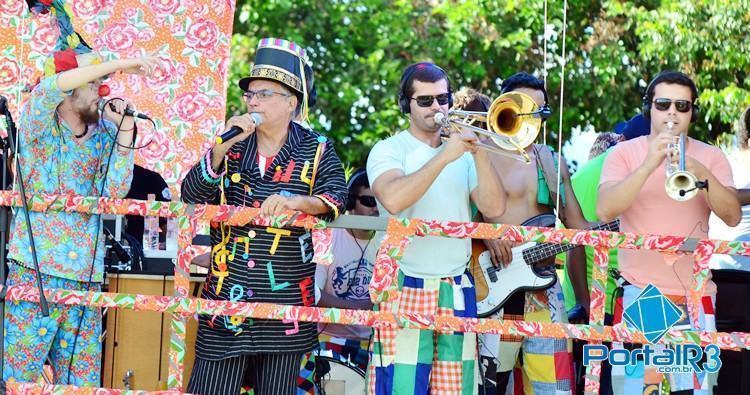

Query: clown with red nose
left=3, top=0, right=159, bottom=386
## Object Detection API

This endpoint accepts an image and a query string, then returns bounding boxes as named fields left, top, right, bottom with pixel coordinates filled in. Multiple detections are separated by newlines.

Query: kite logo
left=583, top=284, right=721, bottom=374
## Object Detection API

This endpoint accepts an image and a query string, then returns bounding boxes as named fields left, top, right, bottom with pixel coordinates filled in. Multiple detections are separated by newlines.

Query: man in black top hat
left=182, top=38, right=347, bottom=395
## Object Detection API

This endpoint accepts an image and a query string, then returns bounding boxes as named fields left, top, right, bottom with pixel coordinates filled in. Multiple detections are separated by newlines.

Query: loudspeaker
left=712, top=269, right=750, bottom=394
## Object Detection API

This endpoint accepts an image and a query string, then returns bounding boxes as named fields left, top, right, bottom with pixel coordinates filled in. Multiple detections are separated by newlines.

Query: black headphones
left=641, top=73, right=699, bottom=123
left=346, top=168, right=368, bottom=211
left=397, top=62, right=453, bottom=114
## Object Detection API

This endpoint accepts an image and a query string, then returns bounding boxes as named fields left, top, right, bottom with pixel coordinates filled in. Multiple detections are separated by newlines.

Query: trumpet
left=433, top=92, right=546, bottom=163
left=664, top=122, right=699, bottom=201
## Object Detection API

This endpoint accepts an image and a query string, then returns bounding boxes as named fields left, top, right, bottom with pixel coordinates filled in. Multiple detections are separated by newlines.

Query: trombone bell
left=437, top=91, right=543, bottom=163
left=487, top=92, right=542, bottom=152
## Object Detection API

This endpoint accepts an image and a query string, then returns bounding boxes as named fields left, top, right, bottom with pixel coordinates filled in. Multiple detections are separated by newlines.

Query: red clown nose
left=98, top=84, right=110, bottom=97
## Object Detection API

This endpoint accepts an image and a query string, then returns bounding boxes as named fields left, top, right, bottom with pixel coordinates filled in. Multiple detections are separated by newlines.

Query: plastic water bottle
left=143, top=193, right=160, bottom=251
left=166, top=217, right=177, bottom=251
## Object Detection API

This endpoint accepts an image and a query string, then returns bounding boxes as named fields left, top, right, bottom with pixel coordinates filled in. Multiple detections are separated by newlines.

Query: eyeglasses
left=243, top=89, right=292, bottom=102
left=652, top=98, right=693, bottom=113
left=356, top=195, right=377, bottom=208
left=411, top=93, right=450, bottom=107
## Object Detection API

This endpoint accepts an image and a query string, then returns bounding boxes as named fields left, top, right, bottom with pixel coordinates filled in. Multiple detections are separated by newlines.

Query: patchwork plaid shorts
left=367, top=270, right=478, bottom=395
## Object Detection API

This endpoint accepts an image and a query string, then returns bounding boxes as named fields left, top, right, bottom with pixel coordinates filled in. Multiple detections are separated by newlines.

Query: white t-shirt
left=366, top=130, right=478, bottom=279
left=709, top=151, right=750, bottom=270
left=315, top=228, right=377, bottom=340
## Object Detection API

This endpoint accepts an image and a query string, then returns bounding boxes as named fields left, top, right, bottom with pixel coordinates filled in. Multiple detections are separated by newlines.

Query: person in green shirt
left=561, top=132, right=623, bottom=395
left=562, top=132, right=624, bottom=319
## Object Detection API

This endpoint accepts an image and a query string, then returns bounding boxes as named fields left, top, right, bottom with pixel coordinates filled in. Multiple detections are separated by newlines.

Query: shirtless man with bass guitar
left=468, top=73, right=603, bottom=395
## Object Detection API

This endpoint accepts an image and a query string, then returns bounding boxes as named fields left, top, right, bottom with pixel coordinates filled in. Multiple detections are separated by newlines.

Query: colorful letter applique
left=267, top=261, right=290, bottom=291
left=224, top=284, right=247, bottom=335
left=266, top=227, right=291, bottom=255
left=273, top=160, right=295, bottom=182
left=283, top=319, right=299, bottom=335
left=300, top=277, right=314, bottom=307
left=300, top=160, right=312, bottom=186
left=298, top=233, right=313, bottom=263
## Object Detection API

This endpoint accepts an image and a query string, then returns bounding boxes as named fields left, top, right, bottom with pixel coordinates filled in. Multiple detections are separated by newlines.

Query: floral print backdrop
left=0, top=0, right=236, bottom=196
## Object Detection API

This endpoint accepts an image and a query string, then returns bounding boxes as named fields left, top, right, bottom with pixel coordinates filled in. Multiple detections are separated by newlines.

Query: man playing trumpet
left=597, top=71, right=740, bottom=394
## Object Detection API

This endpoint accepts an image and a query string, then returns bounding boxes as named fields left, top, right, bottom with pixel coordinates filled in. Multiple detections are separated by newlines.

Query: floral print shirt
left=8, top=76, right=134, bottom=283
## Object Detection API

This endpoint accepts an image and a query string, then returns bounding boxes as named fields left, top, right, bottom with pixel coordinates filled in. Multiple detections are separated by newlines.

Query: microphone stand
left=0, top=97, right=50, bottom=390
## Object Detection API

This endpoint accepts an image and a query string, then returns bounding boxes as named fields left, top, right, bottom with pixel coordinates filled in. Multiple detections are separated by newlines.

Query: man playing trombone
left=597, top=71, right=740, bottom=394
left=366, top=62, right=506, bottom=394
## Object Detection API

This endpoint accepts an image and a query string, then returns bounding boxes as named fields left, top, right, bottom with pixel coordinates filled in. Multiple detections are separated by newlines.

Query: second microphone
left=107, top=102, right=152, bottom=120
left=215, top=113, right=263, bottom=145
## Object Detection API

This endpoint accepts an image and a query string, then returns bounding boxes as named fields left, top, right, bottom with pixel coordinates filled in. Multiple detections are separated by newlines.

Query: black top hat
left=238, top=38, right=316, bottom=120
left=238, top=38, right=311, bottom=95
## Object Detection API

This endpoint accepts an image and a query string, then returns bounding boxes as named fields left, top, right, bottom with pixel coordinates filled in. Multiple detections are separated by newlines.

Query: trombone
left=434, top=92, right=547, bottom=163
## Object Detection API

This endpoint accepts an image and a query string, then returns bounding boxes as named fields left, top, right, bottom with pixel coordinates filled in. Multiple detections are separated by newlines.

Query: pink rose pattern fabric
left=0, top=0, right=234, bottom=197
left=1, top=5, right=233, bottom=385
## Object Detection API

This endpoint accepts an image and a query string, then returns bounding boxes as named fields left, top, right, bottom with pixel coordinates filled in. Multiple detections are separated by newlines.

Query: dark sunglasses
left=411, top=93, right=450, bottom=107
left=652, top=98, right=693, bottom=113
left=356, top=195, right=377, bottom=208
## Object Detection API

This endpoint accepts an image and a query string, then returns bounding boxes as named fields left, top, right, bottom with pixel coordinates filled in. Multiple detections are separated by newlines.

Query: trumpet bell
left=664, top=132, right=699, bottom=201
left=487, top=92, right=543, bottom=152
left=665, top=170, right=699, bottom=201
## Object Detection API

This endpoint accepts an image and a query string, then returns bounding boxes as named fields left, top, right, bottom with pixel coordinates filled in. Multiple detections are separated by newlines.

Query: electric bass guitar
left=470, top=213, right=619, bottom=318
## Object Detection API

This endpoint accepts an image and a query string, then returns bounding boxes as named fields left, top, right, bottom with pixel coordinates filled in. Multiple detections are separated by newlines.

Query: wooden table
left=102, top=273, right=205, bottom=391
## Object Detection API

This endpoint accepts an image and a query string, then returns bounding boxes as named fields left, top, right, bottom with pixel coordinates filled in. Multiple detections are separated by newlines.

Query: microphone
left=215, top=113, right=263, bottom=145
left=516, top=104, right=552, bottom=120
left=679, top=180, right=709, bottom=197
left=107, top=102, right=152, bottom=120
left=537, top=104, right=553, bottom=119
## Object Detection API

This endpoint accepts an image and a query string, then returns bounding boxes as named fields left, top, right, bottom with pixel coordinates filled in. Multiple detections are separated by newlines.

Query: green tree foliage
left=229, top=0, right=750, bottom=167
